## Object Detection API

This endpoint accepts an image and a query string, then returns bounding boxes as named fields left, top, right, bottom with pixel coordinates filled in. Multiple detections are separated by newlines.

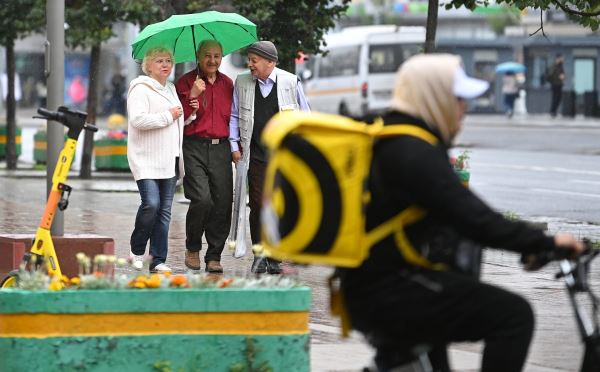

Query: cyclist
left=340, top=54, right=585, bottom=372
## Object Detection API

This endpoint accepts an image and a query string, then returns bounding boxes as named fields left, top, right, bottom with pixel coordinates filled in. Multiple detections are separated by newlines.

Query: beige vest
left=235, top=68, right=299, bottom=155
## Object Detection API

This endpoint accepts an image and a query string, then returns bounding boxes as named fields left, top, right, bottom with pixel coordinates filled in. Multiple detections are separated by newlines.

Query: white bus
left=300, top=25, right=425, bottom=117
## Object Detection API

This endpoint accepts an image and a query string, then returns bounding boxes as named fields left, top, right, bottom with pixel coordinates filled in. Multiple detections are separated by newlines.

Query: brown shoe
left=206, top=260, right=223, bottom=273
left=185, top=250, right=201, bottom=270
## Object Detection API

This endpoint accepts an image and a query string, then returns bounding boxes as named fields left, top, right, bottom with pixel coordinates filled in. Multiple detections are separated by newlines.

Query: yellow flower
left=60, top=275, right=69, bottom=284
left=48, top=281, right=63, bottom=291
left=70, top=277, right=81, bottom=286
left=146, top=274, right=161, bottom=288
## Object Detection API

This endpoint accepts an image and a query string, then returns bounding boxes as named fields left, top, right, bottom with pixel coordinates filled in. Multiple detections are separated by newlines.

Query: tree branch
left=552, top=0, right=600, bottom=17
left=529, top=9, right=548, bottom=38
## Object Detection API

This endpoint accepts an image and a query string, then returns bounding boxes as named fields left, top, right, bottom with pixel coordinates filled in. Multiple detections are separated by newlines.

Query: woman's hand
left=524, top=233, right=585, bottom=271
left=189, top=99, right=199, bottom=115
left=554, top=233, right=585, bottom=256
left=170, top=106, right=183, bottom=121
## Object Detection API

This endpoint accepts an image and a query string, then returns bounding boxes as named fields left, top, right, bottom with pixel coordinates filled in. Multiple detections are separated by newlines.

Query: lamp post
left=45, top=0, right=65, bottom=235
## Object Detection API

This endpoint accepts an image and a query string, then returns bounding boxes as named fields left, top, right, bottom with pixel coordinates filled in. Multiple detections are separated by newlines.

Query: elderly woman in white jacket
left=127, top=46, right=197, bottom=273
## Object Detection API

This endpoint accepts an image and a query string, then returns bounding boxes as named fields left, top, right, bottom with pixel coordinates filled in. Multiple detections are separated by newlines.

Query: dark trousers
left=344, top=269, right=534, bottom=372
left=182, top=137, right=233, bottom=262
left=503, top=93, right=518, bottom=113
left=131, top=177, right=177, bottom=269
left=550, top=85, right=563, bottom=116
left=248, top=157, right=266, bottom=245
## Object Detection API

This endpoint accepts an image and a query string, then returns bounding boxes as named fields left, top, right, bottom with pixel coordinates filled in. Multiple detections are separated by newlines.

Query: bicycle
left=534, top=241, right=600, bottom=372
left=1, top=106, right=98, bottom=288
left=361, top=242, right=600, bottom=372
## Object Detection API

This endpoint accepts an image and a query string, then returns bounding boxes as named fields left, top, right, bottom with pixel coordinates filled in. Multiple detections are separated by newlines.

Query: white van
left=300, top=25, right=425, bottom=117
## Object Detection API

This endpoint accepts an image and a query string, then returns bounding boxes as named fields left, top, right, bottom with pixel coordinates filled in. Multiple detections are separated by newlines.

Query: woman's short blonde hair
left=141, top=47, right=174, bottom=75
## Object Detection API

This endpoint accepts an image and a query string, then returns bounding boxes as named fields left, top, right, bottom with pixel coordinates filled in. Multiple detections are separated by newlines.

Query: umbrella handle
left=191, top=24, right=199, bottom=72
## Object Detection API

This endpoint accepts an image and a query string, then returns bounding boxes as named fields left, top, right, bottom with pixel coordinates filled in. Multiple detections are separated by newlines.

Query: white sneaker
left=151, top=263, right=172, bottom=273
left=130, top=252, right=144, bottom=271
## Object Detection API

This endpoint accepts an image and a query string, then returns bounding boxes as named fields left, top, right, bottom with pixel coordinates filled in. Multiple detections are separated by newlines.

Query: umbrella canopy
left=131, top=11, right=257, bottom=63
left=495, top=62, right=526, bottom=74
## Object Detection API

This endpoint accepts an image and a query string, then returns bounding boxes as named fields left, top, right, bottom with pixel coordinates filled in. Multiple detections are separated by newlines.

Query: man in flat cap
left=229, top=40, right=310, bottom=274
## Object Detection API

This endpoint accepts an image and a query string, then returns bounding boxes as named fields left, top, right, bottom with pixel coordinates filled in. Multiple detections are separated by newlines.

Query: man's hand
left=232, top=150, right=242, bottom=164
left=190, top=78, right=206, bottom=98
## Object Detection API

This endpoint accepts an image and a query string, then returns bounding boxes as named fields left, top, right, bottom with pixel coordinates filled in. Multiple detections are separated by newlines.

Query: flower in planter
left=451, top=150, right=471, bottom=171
left=8, top=252, right=303, bottom=291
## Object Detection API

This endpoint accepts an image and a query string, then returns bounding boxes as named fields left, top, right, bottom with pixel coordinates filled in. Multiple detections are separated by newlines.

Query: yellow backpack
left=260, top=111, right=440, bottom=268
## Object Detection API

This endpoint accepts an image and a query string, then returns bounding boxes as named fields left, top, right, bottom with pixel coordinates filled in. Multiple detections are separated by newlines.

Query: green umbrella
left=131, top=11, right=257, bottom=63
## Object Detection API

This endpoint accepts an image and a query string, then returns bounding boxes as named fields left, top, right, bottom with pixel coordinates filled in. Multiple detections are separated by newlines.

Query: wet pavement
left=1, top=172, right=599, bottom=372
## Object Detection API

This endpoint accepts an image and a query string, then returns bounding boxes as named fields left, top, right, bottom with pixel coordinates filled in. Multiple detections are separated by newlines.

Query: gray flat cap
left=247, top=41, right=278, bottom=62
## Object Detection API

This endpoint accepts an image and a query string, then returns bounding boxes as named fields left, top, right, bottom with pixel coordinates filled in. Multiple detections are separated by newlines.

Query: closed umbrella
left=131, top=11, right=257, bottom=63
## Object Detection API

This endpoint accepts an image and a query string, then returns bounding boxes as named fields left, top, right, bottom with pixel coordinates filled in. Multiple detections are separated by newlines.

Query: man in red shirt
left=176, top=40, right=234, bottom=273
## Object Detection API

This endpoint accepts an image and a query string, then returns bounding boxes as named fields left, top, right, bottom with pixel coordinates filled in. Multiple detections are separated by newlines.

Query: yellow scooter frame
left=1, top=107, right=97, bottom=288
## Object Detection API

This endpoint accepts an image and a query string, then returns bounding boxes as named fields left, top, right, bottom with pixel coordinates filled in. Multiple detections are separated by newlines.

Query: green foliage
left=65, top=0, right=165, bottom=48
left=0, top=0, right=45, bottom=46
left=445, top=0, right=600, bottom=30
left=231, top=0, right=351, bottom=71
left=487, top=5, right=521, bottom=34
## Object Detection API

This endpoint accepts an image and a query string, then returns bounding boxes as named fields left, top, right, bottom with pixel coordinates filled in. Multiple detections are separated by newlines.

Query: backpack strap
left=365, top=121, right=447, bottom=270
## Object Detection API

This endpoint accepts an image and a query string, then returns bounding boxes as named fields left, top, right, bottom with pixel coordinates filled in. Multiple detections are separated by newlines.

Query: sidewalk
left=464, top=112, right=600, bottom=128
left=4, top=107, right=600, bottom=129
left=0, top=171, right=582, bottom=372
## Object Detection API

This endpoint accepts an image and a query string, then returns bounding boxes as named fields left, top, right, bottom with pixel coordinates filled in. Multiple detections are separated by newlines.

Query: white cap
left=453, top=67, right=489, bottom=99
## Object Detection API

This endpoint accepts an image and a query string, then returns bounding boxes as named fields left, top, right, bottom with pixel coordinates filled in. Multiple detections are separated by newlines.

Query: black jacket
left=344, top=111, right=555, bottom=283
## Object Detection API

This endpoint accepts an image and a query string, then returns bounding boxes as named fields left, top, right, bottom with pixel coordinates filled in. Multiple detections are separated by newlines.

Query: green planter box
left=0, top=125, right=22, bottom=159
left=0, top=287, right=311, bottom=372
left=455, top=169, right=470, bottom=187
left=94, top=137, right=129, bottom=171
left=33, top=130, right=72, bottom=165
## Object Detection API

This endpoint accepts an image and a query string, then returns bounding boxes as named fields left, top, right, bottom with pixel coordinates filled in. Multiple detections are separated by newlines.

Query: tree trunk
left=79, top=44, right=101, bottom=179
left=424, top=0, right=439, bottom=54
left=5, top=41, right=17, bottom=169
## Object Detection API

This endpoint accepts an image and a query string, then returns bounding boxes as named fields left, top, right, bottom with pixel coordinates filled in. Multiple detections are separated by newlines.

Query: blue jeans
left=130, top=177, right=177, bottom=269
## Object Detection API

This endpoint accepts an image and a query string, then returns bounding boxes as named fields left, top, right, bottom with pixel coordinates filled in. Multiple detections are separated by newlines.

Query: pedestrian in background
left=229, top=40, right=310, bottom=274
left=547, top=54, right=565, bottom=117
left=340, top=54, right=584, bottom=372
left=176, top=40, right=234, bottom=274
left=502, top=71, right=519, bottom=118
left=126, top=46, right=185, bottom=273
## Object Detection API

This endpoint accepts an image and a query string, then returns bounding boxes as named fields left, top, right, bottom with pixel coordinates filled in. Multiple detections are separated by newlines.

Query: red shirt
left=175, top=69, right=233, bottom=139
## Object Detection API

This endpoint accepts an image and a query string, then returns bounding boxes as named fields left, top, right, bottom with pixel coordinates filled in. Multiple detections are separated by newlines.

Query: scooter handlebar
left=35, top=107, right=98, bottom=132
